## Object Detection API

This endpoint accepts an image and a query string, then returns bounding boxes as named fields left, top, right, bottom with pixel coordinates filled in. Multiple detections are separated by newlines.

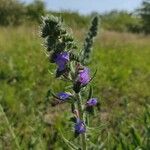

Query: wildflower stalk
left=41, top=15, right=99, bottom=150
left=81, top=16, right=99, bottom=64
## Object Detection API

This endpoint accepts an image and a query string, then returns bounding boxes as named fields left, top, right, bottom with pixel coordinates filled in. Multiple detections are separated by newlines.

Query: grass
left=0, top=25, right=150, bottom=149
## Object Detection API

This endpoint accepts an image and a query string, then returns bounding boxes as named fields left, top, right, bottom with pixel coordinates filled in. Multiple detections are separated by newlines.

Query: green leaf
left=89, top=69, right=97, bottom=82
left=59, top=129, right=79, bottom=150
left=87, top=86, right=93, bottom=100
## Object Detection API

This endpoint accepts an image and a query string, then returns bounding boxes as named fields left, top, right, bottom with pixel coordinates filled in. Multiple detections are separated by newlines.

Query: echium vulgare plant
left=41, top=15, right=99, bottom=150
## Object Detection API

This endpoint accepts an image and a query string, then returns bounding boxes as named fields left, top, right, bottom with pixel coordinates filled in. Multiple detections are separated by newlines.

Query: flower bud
left=74, top=118, right=86, bottom=135
left=55, top=52, right=69, bottom=71
left=57, top=92, right=71, bottom=101
left=86, top=98, right=97, bottom=106
left=73, top=67, right=91, bottom=93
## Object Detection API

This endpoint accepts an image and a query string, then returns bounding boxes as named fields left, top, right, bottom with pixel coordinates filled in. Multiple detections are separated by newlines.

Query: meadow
left=0, top=23, right=150, bottom=149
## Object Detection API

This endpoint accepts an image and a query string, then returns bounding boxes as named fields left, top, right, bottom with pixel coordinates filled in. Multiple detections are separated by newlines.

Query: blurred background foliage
left=0, top=0, right=150, bottom=149
left=0, top=0, right=150, bottom=34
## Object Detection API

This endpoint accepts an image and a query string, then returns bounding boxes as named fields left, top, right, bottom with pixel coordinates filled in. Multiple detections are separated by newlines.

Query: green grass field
left=0, top=25, right=150, bottom=149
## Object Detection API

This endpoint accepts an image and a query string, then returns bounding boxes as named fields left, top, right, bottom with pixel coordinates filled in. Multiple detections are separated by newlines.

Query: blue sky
left=21, top=0, right=143, bottom=14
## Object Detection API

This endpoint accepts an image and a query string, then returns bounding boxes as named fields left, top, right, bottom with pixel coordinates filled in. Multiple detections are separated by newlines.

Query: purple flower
left=86, top=98, right=97, bottom=106
left=78, top=67, right=90, bottom=85
left=74, top=119, right=86, bottom=134
left=55, top=52, right=69, bottom=71
left=57, top=92, right=71, bottom=101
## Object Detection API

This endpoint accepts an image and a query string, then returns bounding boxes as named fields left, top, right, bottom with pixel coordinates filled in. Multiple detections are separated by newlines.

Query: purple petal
left=57, top=92, right=71, bottom=101
left=87, top=98, right=97, bottom=106
left=55, top=52, right=69, bottom=71
left=74, top=119, right=86, bottom=134
left=78, top=67, right=90, bottom=85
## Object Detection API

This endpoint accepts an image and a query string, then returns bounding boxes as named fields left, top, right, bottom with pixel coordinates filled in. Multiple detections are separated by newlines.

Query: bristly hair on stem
left=40, top=15, right=80, bottom=62
left=81, top=16, right=99, bottom=65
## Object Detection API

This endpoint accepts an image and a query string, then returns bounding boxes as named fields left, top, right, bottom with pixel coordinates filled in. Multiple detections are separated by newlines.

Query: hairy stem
left=76, top=93, right=87, bottom=150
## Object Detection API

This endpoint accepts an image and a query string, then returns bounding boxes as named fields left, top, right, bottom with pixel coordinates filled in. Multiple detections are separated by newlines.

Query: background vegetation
left=0, top=0, right=150, bottom=34
left=0, top=0, right=150, bottom=149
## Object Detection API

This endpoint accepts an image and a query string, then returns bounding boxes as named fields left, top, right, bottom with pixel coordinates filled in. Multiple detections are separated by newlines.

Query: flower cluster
left=51, top=53, right=98, bottom=134
left=41, top=15, right=99, bottom=149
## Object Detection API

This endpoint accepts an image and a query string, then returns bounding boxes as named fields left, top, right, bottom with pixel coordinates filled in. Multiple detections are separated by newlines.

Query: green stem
left=0, top=104, right=21, bottom=150
left=76, top=93, right=87, bottom=150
